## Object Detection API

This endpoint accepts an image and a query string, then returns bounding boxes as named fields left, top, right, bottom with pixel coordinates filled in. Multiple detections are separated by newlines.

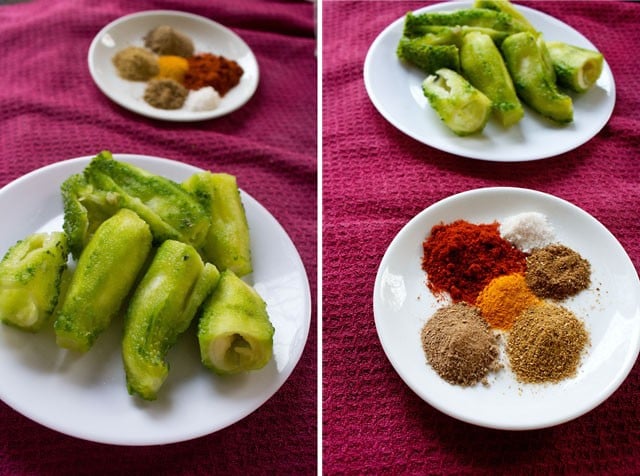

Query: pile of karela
left=396, top=0, right=604, bottom=135
left=0, top=151, right=275, bottom=401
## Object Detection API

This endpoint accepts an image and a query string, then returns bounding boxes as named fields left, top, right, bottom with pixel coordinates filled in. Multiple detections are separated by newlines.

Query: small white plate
left=88, top=10, right=259, bottom=121
left=363, top=1, right=616, bottom=161
left=0, top=154, right=311, bottom=445
left=373, top=188, right=640, bottom=430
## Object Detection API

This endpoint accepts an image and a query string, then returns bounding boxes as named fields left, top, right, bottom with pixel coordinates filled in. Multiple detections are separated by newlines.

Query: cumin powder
left=525, top=244, right=591, bottom=300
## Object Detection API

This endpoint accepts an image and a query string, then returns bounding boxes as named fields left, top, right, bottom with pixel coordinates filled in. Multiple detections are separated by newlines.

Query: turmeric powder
left=156, top=55, right=189, bottom=83
left=475, top=273, right=540, bottom=330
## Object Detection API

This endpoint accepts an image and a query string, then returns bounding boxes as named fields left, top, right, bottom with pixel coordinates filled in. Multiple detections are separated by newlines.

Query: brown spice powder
left=507, top=302, right=588, bottom=384
left=421, top=303, right=501, bottom=387
left=525, top=244, right=591, bottom=300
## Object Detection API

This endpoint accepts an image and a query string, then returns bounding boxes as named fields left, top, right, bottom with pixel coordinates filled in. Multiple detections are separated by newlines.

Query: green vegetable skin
left=501, top=32, right=573, bottom=123
left=473, top=0, right=538, bottom=33
left=62, top=151, right=211, bottom=258
left=54, top=209, right=152, bottom=352
left=61, top=173, right=119, bottom=259
left=123, top=240, right=220, bottom=400
left=422, top=68, right=492, bottom=136
left=198, top=270, right=274, bottom=375
left=182, top=171, right=253, bottom=277
left=0, top=232, right=69, bottom=332
left=460, top=31, right=524, bottom=127
left=403, top=8, right=523, bottom=36
left=396, top=37, right=460, bottom=74
left=546, top=41, right=603, bottom=93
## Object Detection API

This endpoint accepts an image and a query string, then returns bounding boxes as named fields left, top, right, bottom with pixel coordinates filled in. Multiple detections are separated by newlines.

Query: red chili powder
left=422, top=220, right=527, bottom=303
left=183, top=53, right=244, bottom=96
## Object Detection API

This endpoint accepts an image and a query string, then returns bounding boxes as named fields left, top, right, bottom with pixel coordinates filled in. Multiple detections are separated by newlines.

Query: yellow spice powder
left=476, top=273, right=540, bottom=330
left=156, top=55, right=189, bottom=83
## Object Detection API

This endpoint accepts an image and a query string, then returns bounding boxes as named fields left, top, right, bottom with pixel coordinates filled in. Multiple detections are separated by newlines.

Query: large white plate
left=0, top=154, right=311, bottom=445
left=373, top=188, right=640, bottom=430
left=88, top=10, right=259, bottom=121
left=363, top=1, right=616, bottom=161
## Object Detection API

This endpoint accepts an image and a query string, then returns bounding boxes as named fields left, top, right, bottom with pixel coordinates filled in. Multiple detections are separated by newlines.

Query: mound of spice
left=422, top=220, right=527, bottom=303
left=525, top=244, right=591, bottom=300
left=507, top=302, right=588, bottom=383
left=421, top=303, right=501, bottom=387
left=156, top=55, right=190, bottom=83
left=499, top=211, right=555, bottom=253
left=476, top=273, right=541, bottom=330
left=143, top=78, right=188, bottom=110
left=183, top=53, right=244, bottom=96
left=112, top=46, right=159, bottom=81
left=144, top=25, right=194, bottom=58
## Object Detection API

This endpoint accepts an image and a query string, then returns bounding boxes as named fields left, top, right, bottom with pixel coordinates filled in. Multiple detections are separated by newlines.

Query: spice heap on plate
left=111, top=25, right=244, bottom=112
left=419, top=213, right=592, bottom=387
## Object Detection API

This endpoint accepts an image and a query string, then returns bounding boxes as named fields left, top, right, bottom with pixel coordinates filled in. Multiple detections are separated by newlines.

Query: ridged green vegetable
left=422, top=68, right=492, bottom=136
left=501, top=32, right=573, bottom=123
left=182, top=171, right=253, bottom=277
left=0, top=232, right=69, bottom=331
left=546, top=41, right=604, bottom=93
left=402, top=24, right=511, bottom=45
left=61, top=173, right=119, bottom=259
left=474, top=0, right=538, bottom=33
left=460, top=31, right=524, bottom=127
left=122, top=240, right=220, bottom=400
left=396, top=36, right=460, bottom=74
left=403, top=9, right=524, bottom=37
left=198, top=270, right=274, bottom=375
left=54, top=209, right=152, bottom=352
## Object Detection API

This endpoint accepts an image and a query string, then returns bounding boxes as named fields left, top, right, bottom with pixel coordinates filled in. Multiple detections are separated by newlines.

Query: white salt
left=499, top=212, right=555, bottom=252
left=185, top=86, right=221, bottom=112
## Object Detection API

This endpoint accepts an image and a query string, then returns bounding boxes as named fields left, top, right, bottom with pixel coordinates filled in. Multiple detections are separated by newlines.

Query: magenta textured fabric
left=323, top=1, right=639, bottom=474
left=0, top=0, right=316, bottom=474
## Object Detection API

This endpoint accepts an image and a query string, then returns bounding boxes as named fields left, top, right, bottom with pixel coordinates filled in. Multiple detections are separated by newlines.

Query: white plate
left=363, top=1, right=616, bottom=161
left=88, top=10, right=259, bottom=121
left=373, top=187, right=640, bottom=430
left=0, top=154, right=311, bottom=445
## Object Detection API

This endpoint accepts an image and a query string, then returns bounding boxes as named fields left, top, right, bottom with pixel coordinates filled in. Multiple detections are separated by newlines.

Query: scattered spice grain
left=507, top=302, right=588, bottom=383
left=475, top=273, right=541, bottom=330
left=526, top=244, right=591, bottom=300
left=143, top=78, right=188, bottom=110
left=421, top=303, right=501, bottom=387
left=112, top=46, right=159, bottom=81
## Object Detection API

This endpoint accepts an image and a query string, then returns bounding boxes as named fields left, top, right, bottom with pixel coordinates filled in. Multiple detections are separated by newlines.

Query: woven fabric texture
left=0, top=0, right=317, bottom=474
left=323, top=1, right=639, bottom=474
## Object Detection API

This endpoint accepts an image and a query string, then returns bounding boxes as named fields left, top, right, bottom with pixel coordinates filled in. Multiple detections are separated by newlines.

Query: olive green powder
left=507, top=302, right=588, bottom=384
left=525, top=244, right=591, bottom=300
left=112, top=46, right=159, bottom=81
left=143, top=78, right=188, bottom=110
left=144, top=25, right=195, bottom=58
left=421, top=303, right=501, bottom=387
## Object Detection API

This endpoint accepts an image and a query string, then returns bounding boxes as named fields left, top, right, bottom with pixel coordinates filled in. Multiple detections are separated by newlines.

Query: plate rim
left=0, top=153, right=312, bottom=445
left=373, top=186, right=640, bottom=430
left=87, top=10, right=260, bottom=122
left=363, top=1, right=617, bottom=162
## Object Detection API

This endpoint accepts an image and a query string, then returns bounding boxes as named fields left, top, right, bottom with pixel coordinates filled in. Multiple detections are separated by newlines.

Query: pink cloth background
left=0, top=0, right=317, bottom=474
left=323, top=1, right=639, bottom=474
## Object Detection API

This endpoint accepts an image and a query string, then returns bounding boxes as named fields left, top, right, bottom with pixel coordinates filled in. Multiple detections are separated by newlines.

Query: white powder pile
left=499, top=212, right=555, bottom=252
left=185, top=86, right=221, bottom=112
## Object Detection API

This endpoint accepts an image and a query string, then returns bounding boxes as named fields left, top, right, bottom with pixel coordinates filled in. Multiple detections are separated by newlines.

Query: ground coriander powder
left=507, top=302, right=588, bottom=384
